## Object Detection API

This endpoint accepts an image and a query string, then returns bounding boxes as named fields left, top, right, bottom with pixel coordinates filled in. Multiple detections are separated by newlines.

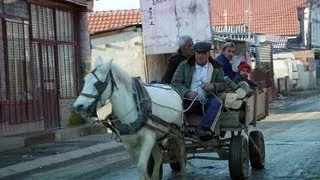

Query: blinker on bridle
left=80, top=67, right=118, bottom=112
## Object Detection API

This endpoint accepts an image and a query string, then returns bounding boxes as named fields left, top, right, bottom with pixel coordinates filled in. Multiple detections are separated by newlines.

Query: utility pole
left=248, top=0, right=252, bottom=41
left=223, top=9, right=228, bottom=31
left=307, top=0, right=313, bottom=49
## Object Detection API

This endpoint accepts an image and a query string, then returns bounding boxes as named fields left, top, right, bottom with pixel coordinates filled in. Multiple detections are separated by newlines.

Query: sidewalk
left=269, top=89, right=320, bottom=110
left=0, top=133, right=124, bottom=179
left=0, top=123, right=108, bottom=152
left=0, top=109, right=125, bottom=178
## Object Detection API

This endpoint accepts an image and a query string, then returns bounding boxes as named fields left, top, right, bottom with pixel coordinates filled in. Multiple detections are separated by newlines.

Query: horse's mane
left=109, top=62, right=133, bottom=92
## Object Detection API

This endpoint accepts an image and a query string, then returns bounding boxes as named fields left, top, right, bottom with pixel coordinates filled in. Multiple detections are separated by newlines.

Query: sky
left=93, top=0, right=141, bottom=11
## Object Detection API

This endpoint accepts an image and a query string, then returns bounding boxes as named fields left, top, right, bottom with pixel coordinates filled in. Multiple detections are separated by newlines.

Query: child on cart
left=233, top=62, right=260, bottom=93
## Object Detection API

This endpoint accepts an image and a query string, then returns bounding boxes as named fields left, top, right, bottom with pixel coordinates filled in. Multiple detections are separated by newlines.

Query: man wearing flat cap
left=171, top=41, right=226, bottom=140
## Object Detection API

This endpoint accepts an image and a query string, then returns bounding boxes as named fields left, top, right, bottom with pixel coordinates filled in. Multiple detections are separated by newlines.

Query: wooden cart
left=155, top=89, right=268, bottom=180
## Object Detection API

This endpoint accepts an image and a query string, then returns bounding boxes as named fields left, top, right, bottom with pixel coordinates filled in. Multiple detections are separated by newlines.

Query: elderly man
left=216, top=42, right=236, bottom=79
left=171, top=41, right=226, bottom=140
left=161, top=35, right=194, bottom=84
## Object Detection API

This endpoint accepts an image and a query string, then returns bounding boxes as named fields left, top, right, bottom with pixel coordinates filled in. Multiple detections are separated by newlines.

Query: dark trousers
left=184, top=98, right=222, bottom=130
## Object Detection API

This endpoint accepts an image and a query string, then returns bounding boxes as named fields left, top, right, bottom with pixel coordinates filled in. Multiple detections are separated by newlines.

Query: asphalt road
left=3, top=92, right=320, bottom=180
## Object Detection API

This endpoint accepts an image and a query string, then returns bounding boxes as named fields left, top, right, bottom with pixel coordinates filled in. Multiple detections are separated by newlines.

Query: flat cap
left=193, top=42, right=212, bottom=52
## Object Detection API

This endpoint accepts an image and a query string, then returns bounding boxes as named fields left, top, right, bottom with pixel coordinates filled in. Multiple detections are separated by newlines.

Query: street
left=1, top=91, right=320, bottom=180
left=0, top=0, right=319, bottom=180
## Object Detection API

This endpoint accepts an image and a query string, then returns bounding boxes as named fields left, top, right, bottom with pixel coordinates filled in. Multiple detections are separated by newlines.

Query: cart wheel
left=228, top=135, right=249, bottom=180
left=249, top=131, right=265, bottom=169
left=147, top=155, right=163, bottom=179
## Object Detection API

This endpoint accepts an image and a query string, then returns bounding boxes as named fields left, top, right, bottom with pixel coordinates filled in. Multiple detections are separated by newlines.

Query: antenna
left=223, top=9, right=228, bottom=31
left=248, top=0, right=252, bottom=41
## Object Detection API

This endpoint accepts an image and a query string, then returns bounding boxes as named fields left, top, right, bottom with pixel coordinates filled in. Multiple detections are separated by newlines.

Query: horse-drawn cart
left=73, top=59, right=269, bottom=180
left=154, top=89, right=268, bottom=180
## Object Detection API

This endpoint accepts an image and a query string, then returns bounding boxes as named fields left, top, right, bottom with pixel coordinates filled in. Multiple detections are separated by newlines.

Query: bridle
left=80, top=67, right=118, bottom=115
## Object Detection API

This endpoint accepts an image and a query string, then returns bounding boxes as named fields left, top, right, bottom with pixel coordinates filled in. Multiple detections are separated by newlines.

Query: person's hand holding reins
left=186, top=91, right=198, bottom=100
left=201, top=82, right=214, bottom=91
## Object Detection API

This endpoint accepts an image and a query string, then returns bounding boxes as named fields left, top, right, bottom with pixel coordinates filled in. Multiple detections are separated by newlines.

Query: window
left=30, top=4, right=77, bottom=98
left=41, top=45, right=56, bottom=84
left=56, top=10, right=74, bottom=42
left=56, top=9, right=77, bottom=98
left=6, top=19, right=34, bottom=101
left=58, top=44, right=76, bottom=97
left=31, top=4, right=54, bottom=40
left=3, top=0, right=28, bottom=19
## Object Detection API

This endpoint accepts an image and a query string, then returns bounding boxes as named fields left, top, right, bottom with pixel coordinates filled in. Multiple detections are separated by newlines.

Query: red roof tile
left=89, top=0, right=306, bottom=36
left=88, top=9, right=141, bottom=34
left=211, top=0, right=307, bottom=36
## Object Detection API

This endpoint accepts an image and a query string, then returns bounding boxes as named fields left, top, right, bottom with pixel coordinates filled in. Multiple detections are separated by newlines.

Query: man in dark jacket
left=161, top=35, right=194, bottom=83
left=171, top=41, right=226, bottom=140
left=216, top=42, right=236, bottom=79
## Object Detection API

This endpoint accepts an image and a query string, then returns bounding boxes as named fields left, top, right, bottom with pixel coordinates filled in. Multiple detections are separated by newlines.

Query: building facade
left=0, top=0, right=90, bottom=136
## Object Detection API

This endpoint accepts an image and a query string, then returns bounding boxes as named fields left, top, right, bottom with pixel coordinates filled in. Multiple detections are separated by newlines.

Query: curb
left=0, top=141, right=123, bottom=179
left=0, top=123, right=108, bottom=152
left=0, top=137, right=25, bottom=152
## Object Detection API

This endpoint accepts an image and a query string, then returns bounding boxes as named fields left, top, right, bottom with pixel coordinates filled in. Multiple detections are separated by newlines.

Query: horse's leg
left=122, top=141, right=140, bottom=161
left=151, top=143, right=163, bottom=180
left=176, top=137, right=186, bottom=176
left=137, top=129, right=156, bottom=180
left=121, top=135, right=141, bottom=162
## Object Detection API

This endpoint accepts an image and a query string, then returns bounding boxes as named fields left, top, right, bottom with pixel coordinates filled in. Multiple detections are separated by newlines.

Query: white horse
left=73, top=56, right=185, bottom=180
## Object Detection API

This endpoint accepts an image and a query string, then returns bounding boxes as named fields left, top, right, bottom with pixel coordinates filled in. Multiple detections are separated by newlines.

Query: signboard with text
left=140, top=0, right=212, bottom=55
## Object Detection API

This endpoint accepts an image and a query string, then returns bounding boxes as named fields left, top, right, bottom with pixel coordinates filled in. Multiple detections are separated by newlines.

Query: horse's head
left=73, top=56, right=118, bottom=116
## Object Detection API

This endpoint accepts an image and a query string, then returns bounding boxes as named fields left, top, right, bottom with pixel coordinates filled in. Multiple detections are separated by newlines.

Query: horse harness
left=81, top=68, right=177, bottom=138
left=81, top=67, right=151, bottom=135
left=106, top=78, right=152, bottom=135
left=80, top=68, right=119, bottom=111
left=105, top=79, right=182, bottom=142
